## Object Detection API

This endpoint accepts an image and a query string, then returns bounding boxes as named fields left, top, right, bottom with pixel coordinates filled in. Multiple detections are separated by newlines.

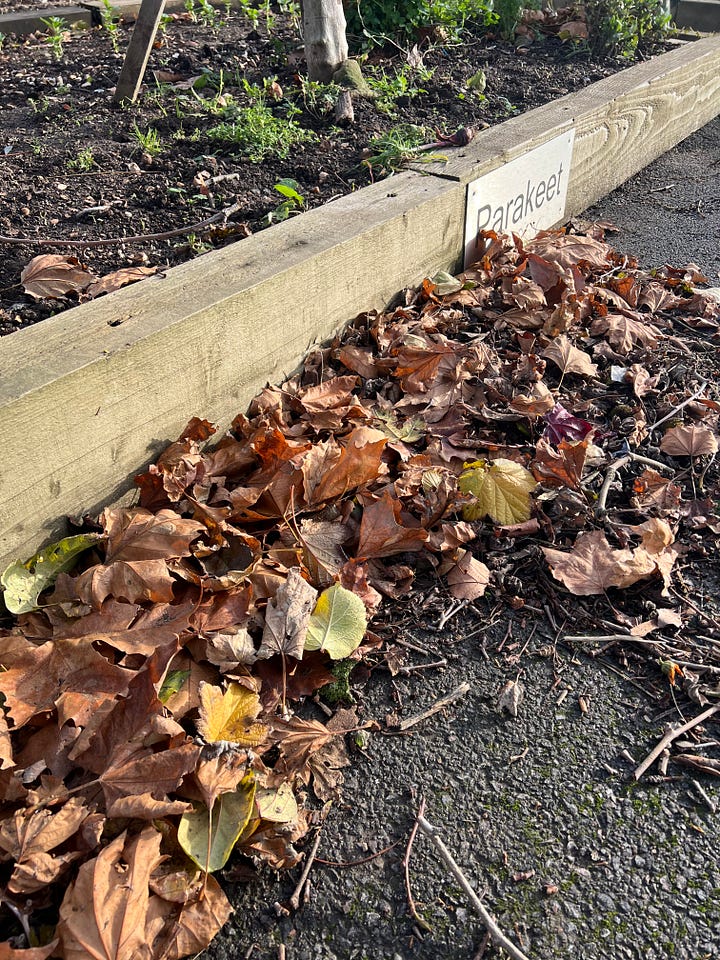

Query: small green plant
left=365, top=124, right=434, bottom=176
left=67, top=147, right=95, bottom=171
left=41, top=16, right=67, bottom=60
left=99, top=0, right=120, bottom=51
left=196, top=0, right=219, bottom=25
left=158, top=12, right=173, bottom=36
left=184, top=0, right=198, bottom=20
left=297, top=78, right=341, bottom=118
left=366, top=63, right=433, bottom=115
left=492, top=0, right=524, bottom=40
left=28, top=95, right=51, bottom=116
left=132, top=123, right=162, bottom=156
left=264, top=178, right=306, bottom=224
left=585, top=0, right=672, bottom=56
left=207, top=100, right=316, bottom=161
left=346, top=0, right=495, bottom=48
left=0, top=32, right=6, bottom=51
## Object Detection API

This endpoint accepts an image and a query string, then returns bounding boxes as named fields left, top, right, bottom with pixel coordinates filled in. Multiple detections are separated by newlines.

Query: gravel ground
left=201, top=117, right=720, bottom=960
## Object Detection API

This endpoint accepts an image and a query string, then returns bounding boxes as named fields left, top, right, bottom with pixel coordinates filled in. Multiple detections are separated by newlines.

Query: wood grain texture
left=0, top=174, right=465, bottom=565
left=2, top=36, right=720, bottom=568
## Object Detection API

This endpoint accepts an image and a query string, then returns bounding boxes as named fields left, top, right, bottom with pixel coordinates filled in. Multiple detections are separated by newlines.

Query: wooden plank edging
left=1, top=34, right=720, bottom=568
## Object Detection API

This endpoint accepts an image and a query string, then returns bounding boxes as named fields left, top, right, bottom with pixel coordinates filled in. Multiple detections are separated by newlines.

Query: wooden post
left=113, top=0, right=166, bottom=104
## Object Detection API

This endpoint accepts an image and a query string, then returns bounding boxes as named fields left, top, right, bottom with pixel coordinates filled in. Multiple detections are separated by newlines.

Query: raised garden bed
left=1, top=30, right=720, bottom=570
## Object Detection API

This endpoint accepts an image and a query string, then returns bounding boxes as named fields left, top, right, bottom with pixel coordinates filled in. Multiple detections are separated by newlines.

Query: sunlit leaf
left=660, top=424, right=718, bottom=457
left=197, top=682, right=268, bottom=747
left=459, top=459, right=538, bottom=525
left=255, top=782, right=298, bottom=823
left=304, top=584, right=367, bottom=659
left=1, top=533, right=101, bottom=615
left=178, top=774, right=256, bottom=873
left=159, top=670, right=191, bottom=704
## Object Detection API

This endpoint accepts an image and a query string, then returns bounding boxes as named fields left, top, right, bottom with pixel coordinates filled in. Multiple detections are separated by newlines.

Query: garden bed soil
left=0, top=6, right=673, bottom=334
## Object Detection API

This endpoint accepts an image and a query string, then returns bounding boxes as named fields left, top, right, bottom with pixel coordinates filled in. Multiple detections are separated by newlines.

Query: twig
left=670, top=587, right=720, bottom=634
left=648, top=379, right=710, bottom=432
left=403, top=797, right=432, bottom=932
left=595, top=456, right=629, bottom=516
left=690, top=778, right=717, bottom=813
left=398, top=681, right=471, bottom=731
left=595, top=451, right=675, bottom=517
left=288, top=827, right=324, bottom=911
left=437, top=599, right=468, bottom=630
left=0, top=201, right=243, bottom=248
left=634, top=704, right=720, bottom=780
left=315, top=839, right=402, bottom=867
left=416, top=815, right=531, bottom=960
left=397, top=658, right=448, bottom=676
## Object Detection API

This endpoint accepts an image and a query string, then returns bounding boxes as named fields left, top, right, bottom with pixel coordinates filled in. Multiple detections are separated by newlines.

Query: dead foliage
left=1, top=224, right=720, bottom=955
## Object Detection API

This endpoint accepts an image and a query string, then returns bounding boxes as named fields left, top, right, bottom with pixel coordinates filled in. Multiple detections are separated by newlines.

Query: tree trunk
left=303, top=0, right=348, bottom=82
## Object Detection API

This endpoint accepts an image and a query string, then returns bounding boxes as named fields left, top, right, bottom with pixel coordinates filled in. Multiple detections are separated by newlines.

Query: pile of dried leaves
left=2, top=224, right=720, bottom=958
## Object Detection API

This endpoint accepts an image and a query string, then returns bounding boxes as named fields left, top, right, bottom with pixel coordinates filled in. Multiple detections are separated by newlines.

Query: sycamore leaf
left=459, top=459, right=537, bottom=525
left=542, top=529, right=675, bottom=595
left=257, top=566, right=317, bottom=660
left=197, top=682, right=268, bottom=747
left=178, top=774, right=256, bottom=873
left=304, top=584, right=367, bottom=659
left=56, top=826, right=163, bottom=960
left=541, top=335, right=598, bottom=378
left=1, top=533, right=100, bottom=615
left=660, top=424, right=718, bottom=457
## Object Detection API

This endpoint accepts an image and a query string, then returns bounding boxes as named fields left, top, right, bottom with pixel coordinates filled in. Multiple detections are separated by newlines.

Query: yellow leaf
left=255, top=782, right=298, bottom=823
left=178, top=774, right=256, bottom=873
left=459, top=458, right=537, bottom=525
left=197, top=682, right=268, bottom=747
left=304, top=584, right=367, bottom=659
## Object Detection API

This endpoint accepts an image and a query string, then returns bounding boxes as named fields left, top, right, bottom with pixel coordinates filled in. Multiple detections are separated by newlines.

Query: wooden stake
left=113, top=0, right=167, bottom=104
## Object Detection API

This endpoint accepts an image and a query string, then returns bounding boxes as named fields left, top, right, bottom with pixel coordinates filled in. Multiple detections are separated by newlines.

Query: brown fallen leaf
left=103, top=507, right=205, bottom=561
left=356, top=490, right=428, bottom=559
left=544, top=521, right=680, bottom=596
left=56, top=826, right=164, bottom=960
left=20, top=254, right=96, bottom=299
left=542, top=530, right=656, bottom=595
left=86, top=265, right=157, bottom=299
left=659, top=424, right=718, bottom=457
left=542, top=335, right=598, bottom=379
left=258, top=567, right=317, bottom=660
left=0, top=634, right=132, bottom=729
left=444, top=549, right=491, bottom=600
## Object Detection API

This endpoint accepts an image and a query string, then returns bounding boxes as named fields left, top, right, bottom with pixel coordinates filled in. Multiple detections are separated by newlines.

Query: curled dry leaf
left=20, top=254, right=96, bottom=299
left=258, top=566, right=317, bottom=660
left=86, top=265, right=157, bottom=299
left=497, top=679, right=524, bottom=717
left=659, top=424, right=719, bottom=457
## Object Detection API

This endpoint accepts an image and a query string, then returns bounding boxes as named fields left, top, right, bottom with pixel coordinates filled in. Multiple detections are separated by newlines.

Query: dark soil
left=0, top=6, right=666, bottom=335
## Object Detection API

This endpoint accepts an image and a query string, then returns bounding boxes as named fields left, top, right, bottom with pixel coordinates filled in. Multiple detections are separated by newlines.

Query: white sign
left=464, top=129, right=575, bottom=267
